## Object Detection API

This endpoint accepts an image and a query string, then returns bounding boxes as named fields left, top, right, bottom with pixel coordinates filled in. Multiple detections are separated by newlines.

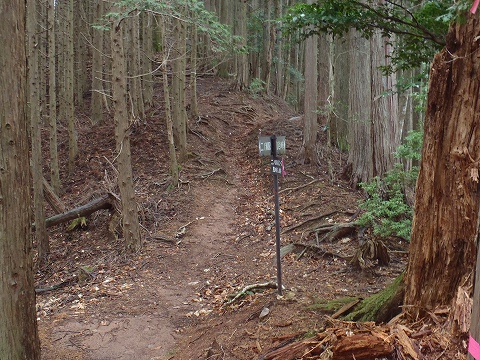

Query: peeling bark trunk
left=405, top=15, right=480, bottom=316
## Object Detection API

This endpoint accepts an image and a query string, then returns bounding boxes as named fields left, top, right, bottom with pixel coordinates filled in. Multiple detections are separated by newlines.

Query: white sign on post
left=258, top=136, right=286, bottom=156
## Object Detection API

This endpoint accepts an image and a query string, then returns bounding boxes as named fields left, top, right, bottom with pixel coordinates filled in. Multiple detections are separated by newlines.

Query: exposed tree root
left=224, top=282, right=278, bottom=305
left=312, top=222, right=358, bottom=243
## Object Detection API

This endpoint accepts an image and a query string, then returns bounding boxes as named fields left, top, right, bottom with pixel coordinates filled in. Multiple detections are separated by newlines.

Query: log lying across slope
left=33, top=193, right=114, bottom=230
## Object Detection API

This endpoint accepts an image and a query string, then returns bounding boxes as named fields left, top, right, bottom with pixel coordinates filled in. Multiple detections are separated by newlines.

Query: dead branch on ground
left=35, top=275, right=78, bottom=294
left=278, top=179, right=320, bottom=196
left=281, top=242, right=352, bottom=261
left=282, top=210, right=338, bottom=234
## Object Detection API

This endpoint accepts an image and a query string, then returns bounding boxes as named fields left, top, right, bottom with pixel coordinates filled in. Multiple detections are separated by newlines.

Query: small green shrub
left=356, top=130, right=423, bottom=241
left=247, top=78, right=266, bottom=97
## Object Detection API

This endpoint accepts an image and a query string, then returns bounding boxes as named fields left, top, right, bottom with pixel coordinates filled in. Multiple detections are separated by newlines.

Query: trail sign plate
left=258, top=136, right=286, bottom=156
left=271, top=158, right=282, bottom=175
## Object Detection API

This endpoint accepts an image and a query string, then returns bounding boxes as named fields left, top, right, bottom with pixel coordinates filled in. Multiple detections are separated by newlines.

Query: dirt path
left=38, top=78, right=407, bottom=359
left=43, top=184, right=240, bottom=360
left=38, top=78, right=272, bottom=359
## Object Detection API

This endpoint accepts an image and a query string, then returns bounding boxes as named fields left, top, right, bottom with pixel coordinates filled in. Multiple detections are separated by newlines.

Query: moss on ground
left=344, top=273, right=405, bottom=322
left=308, top=296, right=359, bottom=313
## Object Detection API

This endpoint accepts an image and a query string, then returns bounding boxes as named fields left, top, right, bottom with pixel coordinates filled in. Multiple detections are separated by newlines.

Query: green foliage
left=247, top=78, right=266, bottom=97
left=105, top=0, right=236, bottom=55
left=357, top=175, right=413, bottom=240
left=395, top=70, right=429, bottom=113
left=282, top=0, right=469, bottom=72
left=395, top=130, right=423, bottom=162
left=68, top=217, right=87, bottom=231
left=357, top=130, right=423, bottom=241
left=247, top=8, right=266, bottom=54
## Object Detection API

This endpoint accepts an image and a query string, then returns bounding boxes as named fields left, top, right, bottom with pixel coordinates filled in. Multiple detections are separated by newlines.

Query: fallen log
left=33, top=194, right=114, bottom=230
left=332, top=333, right=393, bottom=360
left=42, top=177, right=66, bottom=214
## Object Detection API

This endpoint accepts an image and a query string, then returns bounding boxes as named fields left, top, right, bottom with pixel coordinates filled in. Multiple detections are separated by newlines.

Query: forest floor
left=36, top=77, right=465, bottom=359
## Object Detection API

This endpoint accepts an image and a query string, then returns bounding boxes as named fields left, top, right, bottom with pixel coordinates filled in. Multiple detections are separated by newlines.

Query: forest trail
left=37, top=77, right=406, bottom=359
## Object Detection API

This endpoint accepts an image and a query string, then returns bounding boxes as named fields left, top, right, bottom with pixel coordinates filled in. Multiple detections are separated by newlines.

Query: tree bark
left=43, top=177, right=67, bottom=214
left=234, top=0, right=248, bottom=90
left=47, top=0, right=61, bottom=193
left=91, top=0, right=104, bottom=124
left=0, top=1, right=41, bottom=357
left=111, top=14, right=142, bottom=251
left=66, top=0, right=78, bottom=173
left=172, top=15, right=188, bottom=161
left=161, top=16, right=179, bottom=187
left=28, top=0, right=49, bottom=263
left=298, top=0, right=318, bottom=165
left=346, top=30, right=372, bottom=185
left=405, top=14, right=480, bottom=316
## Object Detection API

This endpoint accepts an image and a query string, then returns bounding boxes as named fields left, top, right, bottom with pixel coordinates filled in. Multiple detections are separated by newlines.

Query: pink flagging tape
left=469, top=335, right=480, bottom=359
left=471, top=0, right=480, bottom=14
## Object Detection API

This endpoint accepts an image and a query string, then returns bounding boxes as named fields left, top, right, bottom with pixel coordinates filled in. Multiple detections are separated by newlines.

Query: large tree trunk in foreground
left=0, top=1, right=41, bottom=357
left=111, top=15, right=142, bottom=251
left=404, top=14, right=480, bottom=316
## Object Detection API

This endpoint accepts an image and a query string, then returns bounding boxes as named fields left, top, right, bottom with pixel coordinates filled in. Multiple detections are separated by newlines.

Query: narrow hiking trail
left=37, top=77, right=407, bottom=359
left=38, top=78, right=292, bottom=359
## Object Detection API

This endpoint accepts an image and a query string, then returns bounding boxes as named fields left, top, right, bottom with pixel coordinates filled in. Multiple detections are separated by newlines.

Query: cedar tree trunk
left=0, top=1, right=41, bottom=357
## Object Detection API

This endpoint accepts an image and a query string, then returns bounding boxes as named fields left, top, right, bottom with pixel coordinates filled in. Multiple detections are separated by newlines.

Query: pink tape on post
left=469, top=335, right=480, bottom=359
left=471, top=0, right=480, bottom=14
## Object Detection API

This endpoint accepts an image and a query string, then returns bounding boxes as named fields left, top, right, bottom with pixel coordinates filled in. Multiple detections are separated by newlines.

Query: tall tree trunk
left=129, top=13, right=145, bottom=121
left=48, top=0, right=61, bottom=193
left=370, top=31, right=399, bottom=177
left=332, top=35, right=350, bottom=151
left=28, top=0, right=49, bottom=263
left=346, top=30, right=373, bottom=185
left=190, top=21, right=200, bottom=119
left=66, top=0, right=78, bottom=173
left=91, top=0, right=104, bottom=124
left=0, top=1, right=41, bottom=357
left=172, top=15, right=188, bottom=161
left=217, top=0, right=231, bottom=78
left=234, top=0, right=248, bottom=90
left=142, top=12, right=154, bottom=108
left=161, top=16, right=179, bottom=187
left=274, top=0, right=284, bottom=96
left=111, top=15, right=142, bottom=251
left=74, top=0, right=88, bottom=110
left=404, top=14, right=480, bottom=317
left=263, top=0, right=274, bottom=94
left=299, top=0, right=318, bottom=165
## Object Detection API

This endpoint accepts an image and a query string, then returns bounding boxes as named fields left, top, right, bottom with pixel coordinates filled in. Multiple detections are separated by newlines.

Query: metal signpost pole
left=270, top=135, right=283, bottom=296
